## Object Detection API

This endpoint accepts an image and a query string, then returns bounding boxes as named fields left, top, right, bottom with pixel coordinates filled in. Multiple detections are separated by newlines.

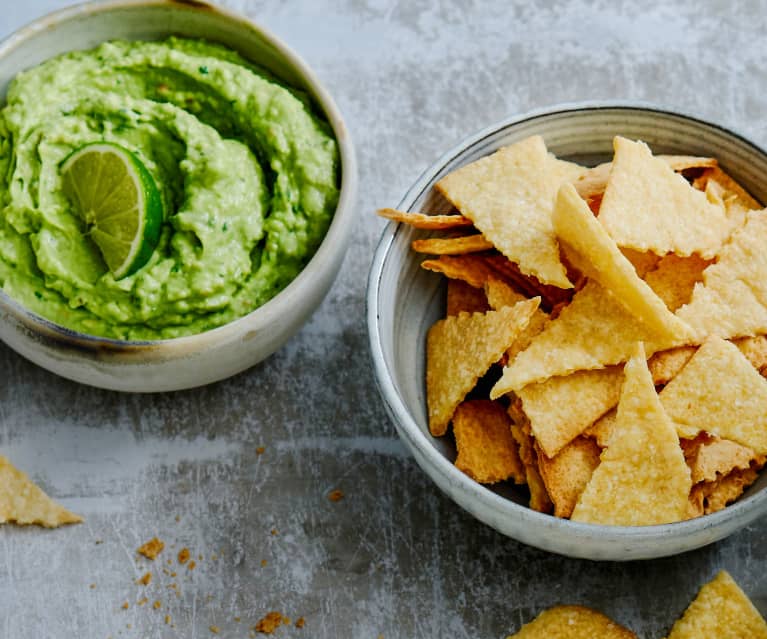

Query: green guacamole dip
left=0, top=37, right=340, bottom=340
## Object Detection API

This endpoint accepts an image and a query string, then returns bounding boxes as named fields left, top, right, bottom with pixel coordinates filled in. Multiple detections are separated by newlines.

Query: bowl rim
left=367, top=100, right=767, bottom=546
left=0, top=0, right=357, bottom=348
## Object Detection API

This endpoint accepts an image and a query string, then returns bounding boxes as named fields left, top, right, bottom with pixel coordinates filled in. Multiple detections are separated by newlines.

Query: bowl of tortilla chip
left=367, top=103, right=767, bottom=560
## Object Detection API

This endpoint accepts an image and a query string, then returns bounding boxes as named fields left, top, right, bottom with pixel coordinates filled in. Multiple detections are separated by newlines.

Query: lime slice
left=61, top=142, right=163, bottom=279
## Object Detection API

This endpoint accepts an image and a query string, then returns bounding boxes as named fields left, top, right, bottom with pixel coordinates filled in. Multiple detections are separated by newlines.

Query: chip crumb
left=188, top=560, right=197, bottom=571
left=95, top=539, right=103, bottom=545
left=90, top=583, right=96, bottom=589
left=153, top=600, right=161, bottom=610
left=295, top=617, right=305, bottom=628
left=175, top=515, right=181, bottom=523
left=209, top=626, right=219, bottom=634
left=255, top=611, right=284, bottom=634
left=170, top=571, right=177, bottom=577
left=121, top=602, right=129, bottom=610
left=165, top=615, right=171, bottom=625
left=137, top=537, right=165, bottom=560
left=137, top=598, right=148, bottom=606
left=261, top=559, right=268, bottom=567
left=256, top=446, right=266, bottom=455
left=234, top=617, right=241, bottom=623
left=270, top=529, right=278, bottom=536
left=137, top=572, right=152, bottom=586
left=178, top=548, right=191, bottom=564
left=328, top=489, right=344, bottom=502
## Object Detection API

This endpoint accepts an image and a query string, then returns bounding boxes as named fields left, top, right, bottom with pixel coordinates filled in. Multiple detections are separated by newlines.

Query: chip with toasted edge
left=681, top=433, right=761, bottom=484
left=537, top=436, right=601, bottom=518
left=453, top=400, right=525, bottom=484
left=435, top=135, right=577, bottom=288
left=446, top=279, right=489, bottom=316
left=492, top=281, right=682, bottom=396
left=517, top=366, right=623, bottom=458
left=482, top=254, right=575, bottom=311
left=598, top=137, right=731, bottom=258
left=690, top=464, right=763, bottom=517
left=574, top=154, right=718, bottom=202
left=411, top=234, right=494, bottom=255
left=421, top=254, right=500, bottom=289
left=734, top=335, right=767, bottom=373
left=571, top=343, right=691, bottom=526
left=484, top=277, right=527, bottom=310
left=507, top=605, right=637, bottom=639
left=509, top=416, right=552, bottom=514
left=553, top=182, right=692, bottom=340
left=584, top=408, right=617, bottom=448
left=0, top=455, right=82, bottom=528
left=376, top=207, right=474, bottom=230
left=647, top=345, right=697, bottom=385
left=659, top=336, right=767, bottom=454
left=666, top=571, right=767, bottom=639
left=621, top=248, right=661, bottom=278
left=426, top=298, right=539, bottom=436
left=676, top=211, right=767, bottom=339
left=692, top=166, right=762, bottom=211
left=645, top=254, right=714, bottom=312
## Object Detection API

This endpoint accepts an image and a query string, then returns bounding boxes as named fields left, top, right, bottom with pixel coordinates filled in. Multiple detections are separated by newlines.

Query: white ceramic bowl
left=0, top=0, right=356, bottom=392
left=368, top=104, right=767, bottom=560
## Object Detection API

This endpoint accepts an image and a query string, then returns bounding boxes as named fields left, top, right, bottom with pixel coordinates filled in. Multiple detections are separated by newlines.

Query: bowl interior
left=373, top=106, right=767, bottom=537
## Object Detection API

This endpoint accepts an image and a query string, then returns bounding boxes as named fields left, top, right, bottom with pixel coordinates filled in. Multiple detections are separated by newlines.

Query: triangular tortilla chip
left=484, top=277, right=527, bottom=310
left=647, top=346, right=697, bottom=385
left=659, top=336, right=767, bottom=454
left=509, top=416, right=552, bottom=514
left=0, top=455, right=82, bottom=528
left=537, top=437, right=601, bottom=519
left=665, top=571, right=767, bottom=639
left=681, top=433, right=762, bottom=484
left=644, top=254, right=714, bottom=312
left=677, top=211, right=767, bottom=339
left=446, top=279, right=489, bottom=316
left=421, top=254, right=498, bottom=289
left=599, top=137, right=731, bottom=258
left=376, top=208, right=473, bottom=230
left=553, top=182, right=692, bottom=340
left=584, top=408, right=617, bottom=448
left=734, top=335, right=767, bottom=373
left=621, top=248, right=661, bottom=277
left=571, top=343, right=691, bottom=525
left=492, top=281, right=683, bottom=396
left=436, top=135, right=579, bottom=288
left=508, top=605, right=637, bottom=639
left=453, top=400, right=525, bottom=484
left=689, top=464, right=763, bottom=517
left=412, top=234, right=494, bottom=255
left=426, top=298, right=539, bottom=435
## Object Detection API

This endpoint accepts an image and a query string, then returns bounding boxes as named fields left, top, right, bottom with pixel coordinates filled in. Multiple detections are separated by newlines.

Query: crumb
left=137, top=598, right=148, bottom=606
left=170, top=572, right=177, bottom=577
left=270, top=529, right=278, bottom=536
left=234, top=617, right=241, bottom=623
left=249, top=632, right=256, bottom=639
left=255, top=611, right=283, bottom=634
left=260, top=560, right=268, bottom=567
left=178, top=547, right=191, bottom=564
left=175, top=515, right=181, bottom=523
left=295, top=618, right=305, bottom=629
left=167, top=559, right=172, bottom=565
left=188, top=560, right=196, bottom=571
left=198, top=554, right=203, bottom=561
left=153, top=601, right=161, bottom=610
left=211, top=553, right=218, bottom=561
left=165, top=615, right=171, bottom=625
left=90, top=583, right=97, bottom=589
left=283, top=617, right=291, bottom=625
left=256, top=446, right=265, bottom=455
left=209, top=626, right=219, bottom=634
left=168, top=583, right=177, bottom=590
left=95, top=539, right=103, bottom=545
left=121, top=602, right=129, bottom=610
left=126, top=624, right=132, bottom=629
left=137, top=538, right=165, bottom=560
left=137, top=572, right=152, bottom=586
left=328, top=489, right=344, bottom=502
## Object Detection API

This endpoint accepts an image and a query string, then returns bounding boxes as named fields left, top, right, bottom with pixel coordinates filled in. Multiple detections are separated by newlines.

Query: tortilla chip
left=692, top=166, right=762, bottom=210
left=689, top=464, right=763, bottom=517
left=621, top=248, right=661, bottom=278
left=446, top=279, right=489, bottom=316
left=427, top=298, right=540, bottom=436
left=509, top=416, right=552, bottom=514
left=665, top=571, right=767, bottom=639
left=733, top=335, right=767, bottom=373
left=681, top=433, right=762, bottom=484
left=482, top=254, right=574, bottom=311
left=571, top=344, right=691, bottom=526
left=598, top=137, right=731, bottom=258
left=537, top=436, right=601, bottom=518
left=435, top=135, right=578, bottom=288
left=376, top=207, right=473, bottom=229
left=453, top=400, right=525, bottom=484
left=647, top=346, right=697, bottom=385
left=584, top=408, right=617, bottom=448
left=411, top=234, right=494, bottom=255
left=553, top=182, right=692, bottom=340
left=676, top=211, right=767, bottom=339
left=492, top=281, right=683, bottom=396
left=644, top=254, right=714, bottom=312
left=0, top=455, right=82, bottom=528
left=659, top=336, right=767, bottom=453
left=421, top=254, right=498, bottom=289
left=508, top=605, right=637, bottom=639
left=517, top=366, right=623, bottom=457
left=484, top=277, right=527, bottom=310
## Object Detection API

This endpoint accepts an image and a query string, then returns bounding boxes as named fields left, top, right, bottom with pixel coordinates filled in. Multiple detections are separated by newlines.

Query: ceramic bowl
left=0, top=0, right=356, bottom=392
left=367, top=104, right=767, bottom=560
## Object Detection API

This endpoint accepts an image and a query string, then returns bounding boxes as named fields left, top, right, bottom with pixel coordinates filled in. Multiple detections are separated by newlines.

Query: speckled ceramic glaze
left=368, top=104, right=767, bottom=560
left=0, top=0, right=357, bottom=392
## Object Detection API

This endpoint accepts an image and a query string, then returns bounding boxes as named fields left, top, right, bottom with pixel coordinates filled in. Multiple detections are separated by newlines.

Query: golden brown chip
left=665, top=571, right=767, bottom=639
left=0, top=455, right=82, bottom=528
left=492, top=281, right=684, bottom=396
left=571, top=343, right=691, bottom=526
left=411, top=234, right=494, bottom=255
left=620, top=248, right=661, bottom=278
left=446, top=279, right=489, bottom=316
left=507, top=605, right=637, bottom=639
left=426, top=298, right=540, bottom=436
left=436, top=135, right=581, bottom=288
left=553, top=182, right=692, bottom=340
left=733, top=335, right=767, bottom=374
left=659, top=337, right=767, bottom=453
left=647, top=346, right=697, bottom=385
left=681, top=433, right=762, bottom=484
left=484, top=277, right=527, bottom=310
left=692, top=166, right=762, bottom=211
left=644, top=254, right=714, bottom=312
left=482, top=254, right=575, bottom=311
left=453, top=400, right=525, bottom=484
left=421, top=254, right=500, bottom=289
left=509, top=415, right=552, bottom=514
left=598, top=137, right=731, bottom=258
left=537, top=436, right=601, bottom=519
left=376, top=207, right=474, bottom=229
left=690, top=464, right=763, bottom=517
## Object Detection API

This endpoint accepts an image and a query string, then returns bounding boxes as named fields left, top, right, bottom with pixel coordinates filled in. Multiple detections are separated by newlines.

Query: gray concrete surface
left=2, top=1, right=767, bottom=638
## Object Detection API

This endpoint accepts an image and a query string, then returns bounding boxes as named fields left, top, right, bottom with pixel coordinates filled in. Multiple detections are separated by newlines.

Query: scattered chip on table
left=571, top=343, right=691, bottom=526
left=411, top=234, right=495, bottom=255
left=507, top=605, right=637, bottom=639
left=659, top=336, right=767, bottom=454
left=665, top=571, right=767, bottom=639
left=537, top=436, right=601, bottom=518
left=427, top=298, right=540, bottom=436
left=376, top=207, right=474, bottom=229
left=0, top=455, right=82, bottom=528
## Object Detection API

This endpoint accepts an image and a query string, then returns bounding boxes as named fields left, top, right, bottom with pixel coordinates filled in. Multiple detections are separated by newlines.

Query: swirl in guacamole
left=0, top=37, right=340, bottom=340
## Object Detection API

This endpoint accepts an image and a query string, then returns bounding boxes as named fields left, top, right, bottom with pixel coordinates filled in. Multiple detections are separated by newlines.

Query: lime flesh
left=61, top=142, right=163, bottom=279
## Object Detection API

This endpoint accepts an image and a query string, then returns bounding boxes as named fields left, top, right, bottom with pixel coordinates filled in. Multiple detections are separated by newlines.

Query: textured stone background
left=2, top=1, right=767, bottom=638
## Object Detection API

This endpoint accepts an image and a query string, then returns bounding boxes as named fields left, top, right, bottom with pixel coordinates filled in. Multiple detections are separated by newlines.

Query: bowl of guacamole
left=0, top=1, right=356, bottom=391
